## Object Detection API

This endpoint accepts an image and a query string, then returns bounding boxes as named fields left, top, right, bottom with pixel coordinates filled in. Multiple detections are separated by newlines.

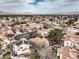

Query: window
left=67, top=42, right=69, bottom=44
left=24, top=41, right=28, bottom=44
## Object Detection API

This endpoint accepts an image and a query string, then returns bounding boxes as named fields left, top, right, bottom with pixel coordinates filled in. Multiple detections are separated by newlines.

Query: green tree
left=66, top=19, right=74, bottom=26
left=66, top=16, right=78, bottom=26
left=48, top=28, right=64, bottom=44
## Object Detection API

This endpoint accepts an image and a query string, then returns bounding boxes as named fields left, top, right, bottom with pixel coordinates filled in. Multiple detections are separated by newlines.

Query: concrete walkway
left=11, top=56, right=28, bottom=59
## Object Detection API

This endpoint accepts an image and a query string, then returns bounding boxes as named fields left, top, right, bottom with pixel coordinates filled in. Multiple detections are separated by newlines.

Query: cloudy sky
left=0, top=0, right=79, bottom=14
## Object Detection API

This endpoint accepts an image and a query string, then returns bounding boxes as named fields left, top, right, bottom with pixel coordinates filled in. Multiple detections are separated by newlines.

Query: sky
left=0, top=0, right=79, bottom=14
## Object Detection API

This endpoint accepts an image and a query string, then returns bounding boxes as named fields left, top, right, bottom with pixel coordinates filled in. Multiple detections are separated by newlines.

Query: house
left=70, top=35, right=79, bottom=50
left=57, top=46, right=78, bottom=59
left=29, top=37, right=49, bottom=48
left=0, top=35, right=10, bottom=51
left=64, top=27, right=79, bottom=49
left=0, top=27, right=7, bottom=35
left=12, top=38, right=31, bottom=59
left=6, top=29, right=15, bottom=37
left=37, top=29, right=50, bottom=38
left=0, top=35, right=10, bottom=45
left=74, top=19, right=79, bottom=28
left=64, top=35, right=74, bottom=48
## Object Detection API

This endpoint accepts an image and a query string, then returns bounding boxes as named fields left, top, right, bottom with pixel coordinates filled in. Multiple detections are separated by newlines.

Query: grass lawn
left=28, top=53, right=40, bottom=59
left=2, top=52, right=12, bottom=59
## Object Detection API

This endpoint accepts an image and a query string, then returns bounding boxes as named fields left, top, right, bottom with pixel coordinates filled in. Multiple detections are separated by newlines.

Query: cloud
left=66, top=0, right=79, bottom=2
left=0, top=0, right=79, bottom=14
left=29, top=0, right=44, bottom=5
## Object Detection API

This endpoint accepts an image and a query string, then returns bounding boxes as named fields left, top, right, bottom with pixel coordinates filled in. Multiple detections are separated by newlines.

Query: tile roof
left=58, top=46, right=78, bottom=59
left=29, top=37, right=49, bottom=47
